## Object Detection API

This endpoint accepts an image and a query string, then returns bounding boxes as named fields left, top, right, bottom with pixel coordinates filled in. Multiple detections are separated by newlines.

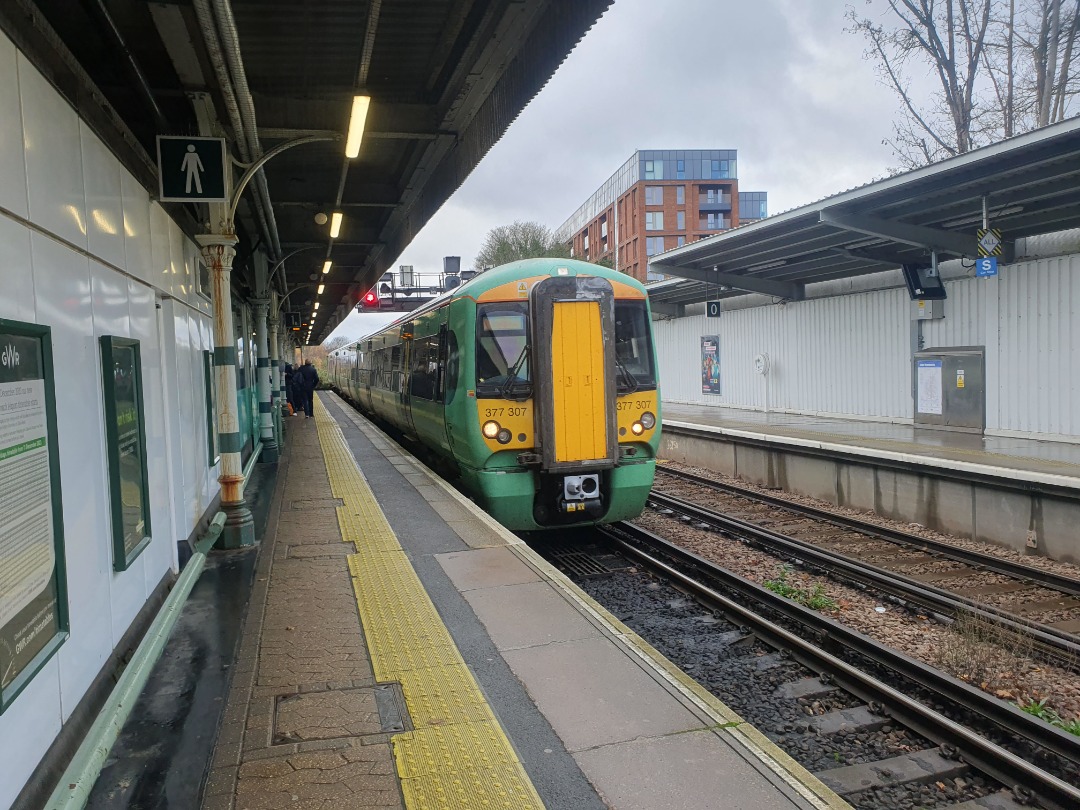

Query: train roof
left=350, top=259, right=647, bottom=345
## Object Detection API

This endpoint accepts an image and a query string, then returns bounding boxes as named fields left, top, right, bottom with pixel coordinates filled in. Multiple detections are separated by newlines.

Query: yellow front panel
left=551, top=301, right=607, bottom=462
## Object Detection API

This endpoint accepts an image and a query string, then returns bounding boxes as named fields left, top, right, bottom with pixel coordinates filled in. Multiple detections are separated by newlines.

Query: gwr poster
left=701, top=336, right=721, bottom=395
left=0, top=322, right=66, bottom=711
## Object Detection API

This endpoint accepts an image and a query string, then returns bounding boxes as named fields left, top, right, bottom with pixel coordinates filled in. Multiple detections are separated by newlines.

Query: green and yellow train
left=327, top=258, right=661, bottom=531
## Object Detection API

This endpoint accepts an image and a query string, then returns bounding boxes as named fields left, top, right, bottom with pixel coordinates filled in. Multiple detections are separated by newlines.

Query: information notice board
left=0, top=320, right=67, bottom=712
left=100, top=337, right=152, bottom=570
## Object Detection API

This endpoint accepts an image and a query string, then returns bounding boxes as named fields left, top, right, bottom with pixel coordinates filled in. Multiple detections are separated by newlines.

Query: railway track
left=651, top=467, right=1080, bottom=668
left=537, top=526, right=1080, bottom=810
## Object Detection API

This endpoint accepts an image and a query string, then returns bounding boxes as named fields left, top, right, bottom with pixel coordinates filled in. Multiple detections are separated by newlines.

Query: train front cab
left=466, top=268, right=659, bottom=529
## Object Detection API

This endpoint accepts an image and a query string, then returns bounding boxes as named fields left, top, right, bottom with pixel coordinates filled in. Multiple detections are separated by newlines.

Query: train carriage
left=329, top=258, right=660, bottom=530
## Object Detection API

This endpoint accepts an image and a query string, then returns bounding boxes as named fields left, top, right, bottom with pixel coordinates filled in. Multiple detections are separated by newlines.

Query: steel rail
left=655, top=466, right=1080, bottom=598
left=598, top=522, right=1080, bottom=810
left=646, top=489, right=1080, bottom=666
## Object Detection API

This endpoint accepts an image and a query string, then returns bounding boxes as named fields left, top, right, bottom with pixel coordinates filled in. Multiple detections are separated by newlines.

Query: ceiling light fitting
left=345, top=95, right=371, bottom=158
left=322, top=260, right=333, bottom=274
left=330, top=212, right=343, bottom=238
left=317, top=284, right=325, bottom=294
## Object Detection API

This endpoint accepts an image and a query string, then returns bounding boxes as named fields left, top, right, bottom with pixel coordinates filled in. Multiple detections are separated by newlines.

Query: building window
left=583, top=230, right=589, bottom=251
left=676, top=186, right=684, bottom=205
left=644, top=160, right=663, bottom=180
left=645, top=212, right=664, bottom=231
left=600, top=217, right=608, bottom=238
left=645, top=186, right=663, bottom=206
left=645, top=236, right=665, bottom=256
left=677, top=210, right=685, bottom=230
left=677, top=236, right=685, bottom=247
left=703, top=159, right=736, bottom=179
left=676, top=159, right=685, bottom=179
left=700, top=214, right=729, bottom=230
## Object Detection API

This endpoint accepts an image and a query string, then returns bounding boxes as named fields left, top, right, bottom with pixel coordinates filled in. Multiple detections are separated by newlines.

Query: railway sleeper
left=774, top=676, right=841, bottom=700
left=946, top=790, right=1048, bottom=810
left=815, top=747, right=969, bottom=796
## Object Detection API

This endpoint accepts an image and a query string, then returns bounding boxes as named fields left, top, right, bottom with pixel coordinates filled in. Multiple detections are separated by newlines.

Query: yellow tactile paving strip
left=312, top=396, right=545, bottom=810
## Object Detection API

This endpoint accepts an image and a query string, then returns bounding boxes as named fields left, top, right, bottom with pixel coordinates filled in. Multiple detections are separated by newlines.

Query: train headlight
left=631, top=421, right=645, bottom=435
left=640, top=411, right=656, bottom=430
left=496, top=428, right=512, bottom=444
left=482, top=420, right=501, bottom=439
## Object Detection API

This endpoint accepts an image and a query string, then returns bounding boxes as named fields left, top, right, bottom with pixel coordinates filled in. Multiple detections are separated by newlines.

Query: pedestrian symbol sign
left=976, top=228, right=1002, bottom=258
left=156, top=136, right=227, bottom=203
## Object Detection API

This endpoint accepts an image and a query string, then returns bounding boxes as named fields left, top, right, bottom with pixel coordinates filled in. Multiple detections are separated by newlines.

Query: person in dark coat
left=283, top=364, right=296, bottom=414
left=297, top=359, right=320, bottom=418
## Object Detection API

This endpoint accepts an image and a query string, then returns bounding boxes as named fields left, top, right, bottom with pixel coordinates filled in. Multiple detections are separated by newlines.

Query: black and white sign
left=706, top=301, right=723, bottom=318
left=156, top=136, right=227, bottom=202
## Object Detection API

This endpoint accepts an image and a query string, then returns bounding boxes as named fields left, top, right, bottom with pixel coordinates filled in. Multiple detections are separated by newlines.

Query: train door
left=400, top=322, right=418, bottom=437
left=530, top=276, right=618, bottom=471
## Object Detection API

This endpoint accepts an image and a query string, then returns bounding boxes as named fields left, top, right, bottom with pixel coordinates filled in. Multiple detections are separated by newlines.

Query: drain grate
left=539, top=541, right=629, bottom=577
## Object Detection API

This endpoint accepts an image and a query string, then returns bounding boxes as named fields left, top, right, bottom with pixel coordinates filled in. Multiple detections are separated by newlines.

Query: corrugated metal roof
left=648, top=117, right=1080, bottom=309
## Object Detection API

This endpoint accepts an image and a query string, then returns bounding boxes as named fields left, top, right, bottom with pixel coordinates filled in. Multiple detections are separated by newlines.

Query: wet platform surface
left=662, top=403, right=1080, bottom=485
left=87, top=393, right=849, bottom=809
left=60, top=395, right=1080, bottom=808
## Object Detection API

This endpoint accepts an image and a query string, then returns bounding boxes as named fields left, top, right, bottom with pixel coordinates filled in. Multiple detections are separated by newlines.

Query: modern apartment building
left=555, top=150, right=767, bottom=281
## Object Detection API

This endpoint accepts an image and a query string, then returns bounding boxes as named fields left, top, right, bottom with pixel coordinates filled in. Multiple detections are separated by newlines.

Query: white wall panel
left=30, top=235, right=113, bottom=719
left=0, top=658, right=61, bottom=810
left=994, top=256, right=1080, bottom=437
left=0, top=34, right=28, bottom=218
left=175, top=311, right=200, bottom=526
left=18, top=52, right=87, bottom=249
left=159, top=300, right=190, bottom=549
left=0, top=215, right=33, bottom=320
left=655, top=289, right=911, bottom=420
left=121, top=167, right=153, bottom=281
left=81, top=122, right=126, bottom=270
left=654, top=258, right=1079, bottom=440
left=1, top=30, right=222, bottom=800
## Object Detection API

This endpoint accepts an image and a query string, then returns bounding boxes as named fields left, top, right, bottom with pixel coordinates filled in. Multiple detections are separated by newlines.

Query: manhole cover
left=290, top=497, right=344, bottom=510
left=273, top=684, right=408, bottom=744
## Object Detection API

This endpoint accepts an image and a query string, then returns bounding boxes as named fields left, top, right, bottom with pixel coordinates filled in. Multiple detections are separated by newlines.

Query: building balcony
left=698, top=199, right=732, bottom=213
left=698, top=218, right=730, bottom=230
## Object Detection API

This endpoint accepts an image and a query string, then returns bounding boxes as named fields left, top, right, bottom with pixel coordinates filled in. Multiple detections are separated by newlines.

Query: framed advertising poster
left=0, top=320, right=68, bottom=713
left=701, top=336, right=721, bottom=395
left=100, top=337, right=152, bottom=571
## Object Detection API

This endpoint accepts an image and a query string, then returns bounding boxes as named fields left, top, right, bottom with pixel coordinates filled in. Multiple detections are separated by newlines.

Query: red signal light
left=362, top=290, right=379, bottom=309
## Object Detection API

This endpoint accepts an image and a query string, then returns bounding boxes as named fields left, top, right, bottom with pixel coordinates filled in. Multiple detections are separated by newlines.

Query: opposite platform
left=202, top=392, right=848, bottom=809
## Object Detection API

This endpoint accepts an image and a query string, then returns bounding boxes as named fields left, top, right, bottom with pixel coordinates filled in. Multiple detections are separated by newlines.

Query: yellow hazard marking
left=312, top=395, right=544, bottom=810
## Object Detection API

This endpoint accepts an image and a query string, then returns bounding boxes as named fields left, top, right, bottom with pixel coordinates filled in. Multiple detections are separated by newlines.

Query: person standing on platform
left=283, top=364, right=296, bottom=415
left=298, top=359, right=319, bottom=418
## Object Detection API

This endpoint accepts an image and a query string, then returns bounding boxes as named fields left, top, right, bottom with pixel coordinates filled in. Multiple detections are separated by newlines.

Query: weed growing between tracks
left=764, top=565, right=839, bottom=612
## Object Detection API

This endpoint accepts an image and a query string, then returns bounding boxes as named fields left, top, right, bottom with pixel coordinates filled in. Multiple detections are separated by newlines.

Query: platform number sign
left=156, top=136, right=228, bottom=202
left=976, top=228, right=1002, bottom=258
left=976, top=257, right=998, bottom=277
left=706, top=301, right=722, bottom=318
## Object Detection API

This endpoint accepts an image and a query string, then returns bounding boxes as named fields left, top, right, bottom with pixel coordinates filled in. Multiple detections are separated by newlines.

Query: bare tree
left=853, top=0, right=1080, bottom=167
left=848, top=0, right=994, bottom=166
left=985, top=0, right=1080, bottom=131
left=473, top=221, right=570, bottom=271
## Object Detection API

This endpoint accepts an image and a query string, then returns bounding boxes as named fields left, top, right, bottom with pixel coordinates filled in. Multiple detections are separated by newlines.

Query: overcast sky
left=326, top=0, right=901, bottom=343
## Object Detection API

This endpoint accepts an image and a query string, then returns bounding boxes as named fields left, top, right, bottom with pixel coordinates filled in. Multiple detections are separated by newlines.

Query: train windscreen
left=614, top=302, right=656, bottom=391
left=476, top=303, right=530, bottom=398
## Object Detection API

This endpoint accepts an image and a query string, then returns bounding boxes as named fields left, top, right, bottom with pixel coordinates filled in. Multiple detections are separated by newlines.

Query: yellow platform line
left=312, top=395, right=545, bottom=810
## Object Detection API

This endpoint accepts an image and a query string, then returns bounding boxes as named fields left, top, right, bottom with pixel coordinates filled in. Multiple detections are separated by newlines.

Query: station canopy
left=647, top=117, right=1080, bottom=316
left=4, top=0, right=612, bottom=341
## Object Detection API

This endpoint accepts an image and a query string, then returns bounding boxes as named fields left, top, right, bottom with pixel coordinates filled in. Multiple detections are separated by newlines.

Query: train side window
left=409, top=335, right=439, bottom=401
left=444, top=330, right=459, bottom=404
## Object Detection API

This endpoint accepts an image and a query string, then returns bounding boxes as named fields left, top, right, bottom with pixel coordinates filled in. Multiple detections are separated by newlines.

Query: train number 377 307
left=484, top=406, right=528, bottom=418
